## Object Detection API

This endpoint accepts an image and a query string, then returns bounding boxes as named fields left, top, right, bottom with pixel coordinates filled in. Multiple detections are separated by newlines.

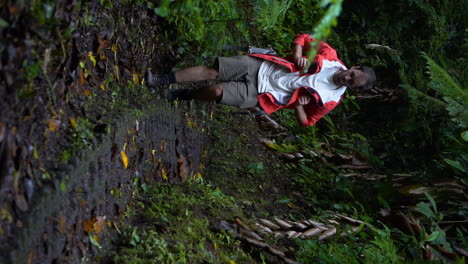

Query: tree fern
left=253, top=0, right=293, bottom=31
left=421, top=52, right=467, bottom=128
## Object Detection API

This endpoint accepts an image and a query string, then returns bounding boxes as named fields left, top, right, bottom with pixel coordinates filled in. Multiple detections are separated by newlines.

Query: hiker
left=146, top=33, right=376, bottom=127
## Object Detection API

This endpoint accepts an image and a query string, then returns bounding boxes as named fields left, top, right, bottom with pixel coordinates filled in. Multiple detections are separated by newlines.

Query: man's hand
left=293, top=56, right=308, bottom=70
left=295, top=95, right=311, bottom=106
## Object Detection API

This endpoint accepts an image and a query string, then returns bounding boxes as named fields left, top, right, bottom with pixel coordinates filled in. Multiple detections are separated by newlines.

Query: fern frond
left=253, top=0, right=293, bottom=31
left=421, top=52, right=467, bottom=103
left=402, top=84, right=446, bottom=108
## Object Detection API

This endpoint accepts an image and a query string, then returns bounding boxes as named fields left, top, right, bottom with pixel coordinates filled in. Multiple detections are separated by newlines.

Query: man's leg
left=165, top=84, right=223, bottom=102
left=175, top=66, right=218, bottom=83
left=146, top=66, right=218, bottom=87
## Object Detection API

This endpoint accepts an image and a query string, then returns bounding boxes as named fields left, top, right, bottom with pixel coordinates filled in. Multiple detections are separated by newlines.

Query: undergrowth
left=111, top=181, right=253, bottom=264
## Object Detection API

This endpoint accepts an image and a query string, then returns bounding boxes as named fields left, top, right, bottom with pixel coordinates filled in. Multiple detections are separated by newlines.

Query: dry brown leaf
left=178, top=155, right=188, bottom=182
left=94, top=216, right=106, bottom=234
left=79, top=70, right=85, bottom=85
left=83, top=218, right=96, bottom=233
left=0, top=123, right=5, bottom=142
left=83, top=89, right=91, bottom=97
left=27, top=250, right=36, bottom=264
left=48, top=119, right=61, bottom=132
left=120, top=151, right=128, bottom=169
left=114, top=65, right=120, bottom=82
left=159, top=140, right=167, bottom=152
left=58, top=211, right=66, bottom=234
left=318, top=227, right=336, bottom=240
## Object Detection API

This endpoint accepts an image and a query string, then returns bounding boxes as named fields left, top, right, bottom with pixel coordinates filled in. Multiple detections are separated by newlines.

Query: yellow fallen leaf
left=83, top=89, right=91, bottom=97
left=121, top=151, right=128, bottom=169
left=123, top=142, right=127, bottom=151
left=92, top=234, right=100, bottom=242
left=132, top=73, right=139, bottom=85
left=111, top=44, right=117, bottom=52
left=88, top=51, right=96, bottom=66
left=196, top=172, right=202, bottom=179
left=151, top=149, right=157, bottom=163
left=48, top=119, right=61, bottom=132
left=162, top=168, right=168, bottom=181
left=100, top=84, right=106, bottom=91
left=114, top=65, right=120, bottom=82
left=69, top=118, right=77, bottom=130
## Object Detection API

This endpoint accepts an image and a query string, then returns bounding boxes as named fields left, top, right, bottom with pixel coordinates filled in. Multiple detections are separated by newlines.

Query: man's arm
left=292, top=44, right=308, bottom=70
left=294, top=95, right=311, bottom=126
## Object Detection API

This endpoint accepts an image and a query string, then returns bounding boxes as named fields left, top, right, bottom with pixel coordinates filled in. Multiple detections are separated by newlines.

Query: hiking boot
left=145, top=70, right=170, bottom=88
left=163, top=88, right=194, bottom=102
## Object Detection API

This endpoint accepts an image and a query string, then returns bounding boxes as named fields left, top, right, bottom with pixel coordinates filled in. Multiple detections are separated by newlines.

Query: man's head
left=333, top=66, right=376, bottom=90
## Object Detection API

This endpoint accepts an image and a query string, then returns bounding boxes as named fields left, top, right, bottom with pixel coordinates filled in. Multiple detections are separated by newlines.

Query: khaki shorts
left=217, top=56, right=263, bottom=108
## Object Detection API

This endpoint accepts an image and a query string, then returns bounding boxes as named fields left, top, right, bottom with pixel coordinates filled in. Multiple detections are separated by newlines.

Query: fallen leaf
left=27, top=250, right=36, bottom=264
left=151, top=149, right=157, bottom=163
left=121, top=151, right=128, bottom=169
left=178, top=155, right=188, bottom=182
left=88, top=51, right=96, bottom=66
left=1, top=208, right=12, bottom=222
left=94, top=216, right=106, bottom=234
left=83, top=89, right=91, bottom=97
left=159, top=140, right=166, bottom=152
left=69, top=118, right=77, bottom=129
left=111, top=44, right=117, bottom=52
left=48, top=119, right=61, bottom=132
left=80, top=200, right=87, bottom=209
left=114, top=65, right=120, bottom=82
left=0, top=122, right=5, bottom=142
left=132, top=73, right=139, bottom=85
left=58, top=211, right=66, bottom=234
left=79, top=70, right=85, bottom=85
left=161, top=168, right=168, bottom=181
left=100, top=84, right=106, bottom=91
left=83, top=218, right=96, bottom=233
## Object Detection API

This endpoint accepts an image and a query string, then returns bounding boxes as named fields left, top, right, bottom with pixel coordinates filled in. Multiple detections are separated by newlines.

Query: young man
left=146, top=33, right=376, bottom=127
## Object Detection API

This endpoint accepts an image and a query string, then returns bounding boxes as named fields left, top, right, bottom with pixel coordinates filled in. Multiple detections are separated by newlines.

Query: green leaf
left=89, top=234, right=103, bottom=249
left=155, top=7, right=169, bottom=17
left=0, top=18, right=9, bottom=27
left=277, top=197, right=292, bottom=203
left=416, top=202, right=435, bottom=218
left=60, top=181, right=67, bottom=192
left=426, top=231, right=440, bottom=242
left=423, top=192, right=437, bottom=214
left=443, top=158, right=466, bottom=172
left=462, top=131, right=468, bottom=142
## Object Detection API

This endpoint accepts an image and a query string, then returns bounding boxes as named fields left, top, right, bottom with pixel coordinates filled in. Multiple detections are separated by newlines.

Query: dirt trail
left=0, top=1, right=208, bottom=263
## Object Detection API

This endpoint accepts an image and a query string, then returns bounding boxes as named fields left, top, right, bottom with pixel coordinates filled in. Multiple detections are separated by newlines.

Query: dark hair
left=357, top=65, right=376, bottom=90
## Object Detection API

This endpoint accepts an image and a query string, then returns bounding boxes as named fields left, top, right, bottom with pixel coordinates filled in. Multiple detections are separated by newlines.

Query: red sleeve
left=292, top=33, right=316, bottom=47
